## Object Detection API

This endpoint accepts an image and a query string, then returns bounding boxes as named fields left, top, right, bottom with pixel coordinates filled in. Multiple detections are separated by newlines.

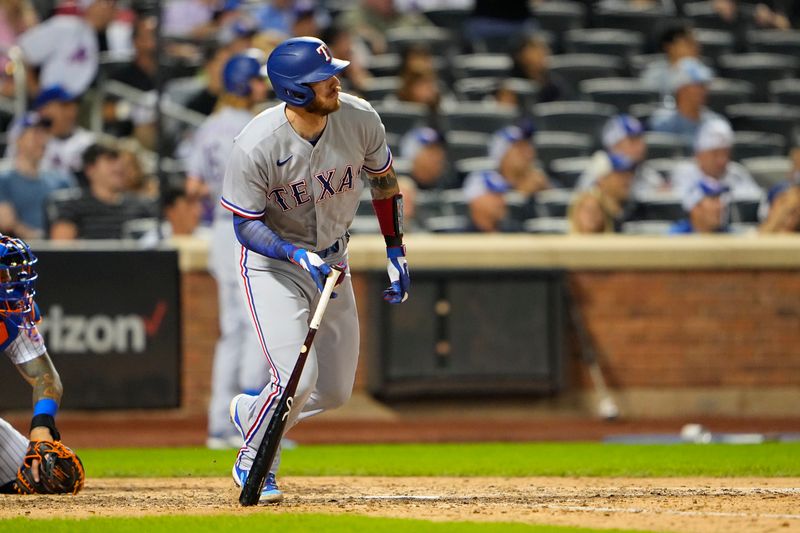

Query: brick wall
left=180, top=269, right=800, bottom=414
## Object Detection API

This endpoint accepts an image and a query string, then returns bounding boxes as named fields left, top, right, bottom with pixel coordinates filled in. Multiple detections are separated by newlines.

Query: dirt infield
left=3, top=477, right=799, bottom=532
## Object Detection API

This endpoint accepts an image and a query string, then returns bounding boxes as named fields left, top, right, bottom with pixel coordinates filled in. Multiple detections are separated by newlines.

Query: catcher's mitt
left=14, top=440, right=85, bottom=495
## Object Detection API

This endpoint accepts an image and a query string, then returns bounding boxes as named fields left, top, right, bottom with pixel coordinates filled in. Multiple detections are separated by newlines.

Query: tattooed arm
left=16, top=352, right=63, bottom=441
left=366, top=165, right=401, bottom=201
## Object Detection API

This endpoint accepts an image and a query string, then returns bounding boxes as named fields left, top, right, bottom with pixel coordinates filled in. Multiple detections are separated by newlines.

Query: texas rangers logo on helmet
left=316, top=44, right=332, bottom=63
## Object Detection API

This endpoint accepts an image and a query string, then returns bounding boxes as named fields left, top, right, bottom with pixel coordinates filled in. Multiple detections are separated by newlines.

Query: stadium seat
left=633, top=192, right=684, bottom=221
left=629, top=102, right=661, bottom=124
left=741, top=156, right=793, bottom=189
left=361, top=77, right=400, bottom=103
left=532, top=101, right=617, bottom=139
left=732, top=131, right=786, bottom=161
left=439, top=188, right=469, bottom=217
left=730, top=196, right=763, bottom=224
left=426, top=215, right=470, bottom=233
left=371, top=101, right=429, bottom=136
left=717, top=53, right=799, bottom=102
left=505, top=191, right=537, bottom=222
left=531, top=1, right=586, bottom=51
left=441, top=102, right=518, bottom=134
left=366, top=54, right=401, bottom=78
left=628, top=53, right=665, bottom=77
left=533, top=131, right=594, bottom=170
left=349, top=216, right=380, bottom=234
left=579, top=78, right=660, bottom=111
left=693, top=29, right=735, bottom=66
left=682, top=1, right=730, bottom=30
left=548, top=156, right=593, bottom=189
left=454, top=157, right=495, bottom=185
left=644, top=132, right=687, bottom=159
left=445, top=130, right=490, bottom=161
left=451, top=54, right=513, bottom=80
left=705, top=78, right=755, bottom=115
left=453, top=78, right=540, bottom=109
left=422, top=7, right=470, bottom=38
left=647, top=157, right=689, bottom=180
left=725, top=103, right=800, bottom=147
left=746, top=30, right=800, bottom=57
left=564, top=29, right=644, bottom=58
left=592, top=6, right=673, bottom=50
left=770, top=79, right=800, bottom=107
left=385, top=26, right=454, bottom=57
left=547, top=54, right=625, bottom=89
left=534, top=188, right=573, bottom=218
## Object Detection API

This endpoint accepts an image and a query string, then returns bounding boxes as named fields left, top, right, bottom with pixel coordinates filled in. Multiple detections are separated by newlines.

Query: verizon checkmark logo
left=277, top=155, right=293, bottom=167
left=143, top=301, right=167, bottom=336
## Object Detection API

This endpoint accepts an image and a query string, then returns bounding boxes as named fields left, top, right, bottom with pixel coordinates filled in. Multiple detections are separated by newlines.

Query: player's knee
left=322, top=387, right=352, bottom=410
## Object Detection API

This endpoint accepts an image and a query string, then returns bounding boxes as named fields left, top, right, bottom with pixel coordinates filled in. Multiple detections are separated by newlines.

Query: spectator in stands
left=290, top=0, right=326, bottom=39
left=640, top=23, right=701, bottom=100
left=320, top=24, right=371, bottom=94
left=0, top=112, right=74, bottom=239
left=509, top=35, right=572, bottom=103
left=790, top=146, right=800, bottom=183
left=48, top=143, right=156, bottom=239
left=119, top=147, right=158, bottom=200
left=671, top=118, right=761, bottom=200
left=577, top=114, right=668, bottom=199
left=18, top=0, right=116, bottom=96
left=463, top=124, right=550, bottom=232
left=0, top=0, right=37, bottom=49
left=712, top=0, right=791, bottom=30
left=669, top=180, right=730, bottom=234
left=105, top=14, right=158, bottom=149
left=573, top=150, right=638, bottom=232
left=139, top=183, right=206, bottom=247
left=399, top=127, right=448, bottom=190
left=338, top=0, right=433, bottom=56
left=396, top=65, right=442, bottom=121
left=251, top=0, right=294, bottom=36
left=3, top=86, right=96, bottom=178
left=467, top=0, right=535, bottom=50
left=399, top=44, right=436, bottom=78
left=163, top=0, right=237, bottom=39
left=568, top=190, right=614, bottom=234
left=759, top=183, right=800, bottom=233
left=649, top=58, right=722, bottom=149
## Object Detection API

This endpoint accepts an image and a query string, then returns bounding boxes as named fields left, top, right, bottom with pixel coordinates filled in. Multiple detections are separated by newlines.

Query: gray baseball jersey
left=0, top=417, right=27, bottom=485
left=221, top=92, right=392, bottom=252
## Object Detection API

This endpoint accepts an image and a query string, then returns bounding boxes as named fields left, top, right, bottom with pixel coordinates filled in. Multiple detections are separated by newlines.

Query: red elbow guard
left=372, top=194, right=404, bottom=245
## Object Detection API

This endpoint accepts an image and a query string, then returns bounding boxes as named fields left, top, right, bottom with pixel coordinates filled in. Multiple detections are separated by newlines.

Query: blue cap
left=489, top=124, right=534, bottom=163
left=607, top=151, right=636, bottom=172
left=671, top=57, right=713, bottom=93
left=400, top=127, right=443, bottom=160
left=602, top=114, right=643, bottom=150
left=682, top=179, right=730, bottom=212
left=33, top=86, right=75, bottom=109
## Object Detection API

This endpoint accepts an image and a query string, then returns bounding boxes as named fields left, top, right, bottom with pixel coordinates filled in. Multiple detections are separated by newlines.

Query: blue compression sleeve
left=233, top=214, right=296, bottom=261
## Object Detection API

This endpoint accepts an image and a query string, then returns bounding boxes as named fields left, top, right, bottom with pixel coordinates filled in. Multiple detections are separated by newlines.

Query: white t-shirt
left=671, top=159, right=763, bottom=200
left=41, top=128, right=96, bottom=175
left=18, top=15, right=98, bottom=95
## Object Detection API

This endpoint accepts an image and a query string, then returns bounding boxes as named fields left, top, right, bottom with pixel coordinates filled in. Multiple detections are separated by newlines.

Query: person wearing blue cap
left=462, top=124, right=551, bottom=232
left=570, top=150, right=637, bottom=232
left=577, top=114, right=668, bottom=200
left=669, top=179, right=730, bottom=234
left=759, top=183, right=800, bottom=234
left=398, top=127, right=447, bottom=190
left=670, top=118, right=761, bottom=201
left=649, top=57, right=723, bottom=149
left=0, top=113, right=75, bottom=239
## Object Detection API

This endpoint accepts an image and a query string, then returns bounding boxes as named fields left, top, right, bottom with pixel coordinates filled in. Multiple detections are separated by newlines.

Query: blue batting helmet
left=0, top=234, right=37, bottom=319
left=223, top=49, right=266, bottom=97
left=266, top=36, right=349, bottom=107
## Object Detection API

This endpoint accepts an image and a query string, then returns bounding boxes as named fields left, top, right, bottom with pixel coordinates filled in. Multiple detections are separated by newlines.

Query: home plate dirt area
left=3, top=477, right=800, bottom=532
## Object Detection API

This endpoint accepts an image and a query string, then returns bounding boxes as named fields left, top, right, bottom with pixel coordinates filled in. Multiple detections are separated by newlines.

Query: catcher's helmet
left=223, top=49, right=266, bottom=97
left=266, top=36, right=349, bottom=107
left=0, top=234, right=37, bottom=318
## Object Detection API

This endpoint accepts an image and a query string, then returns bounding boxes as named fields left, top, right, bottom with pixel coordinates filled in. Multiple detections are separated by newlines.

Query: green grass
left=75, top=442, right=800, bottom=478
left=0, top=514, right=651, bottom=533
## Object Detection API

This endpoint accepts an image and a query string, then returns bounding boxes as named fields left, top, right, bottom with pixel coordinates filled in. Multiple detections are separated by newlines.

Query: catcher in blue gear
left=0, top=235, right=84, bottom=495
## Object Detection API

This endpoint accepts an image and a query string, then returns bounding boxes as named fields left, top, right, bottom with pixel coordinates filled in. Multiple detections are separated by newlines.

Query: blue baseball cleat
left=232, top=463, right=283, bottom=503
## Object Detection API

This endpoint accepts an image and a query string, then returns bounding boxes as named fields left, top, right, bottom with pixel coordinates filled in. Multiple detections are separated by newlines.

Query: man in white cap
left=577, top=114, right=667, bottom=199
left=462, top=124, right=550, bottom=232
left=670, top=118, right=761, bottom=200
left=649, top=57, right=723, bottom=149
left=398, top=127, right=448, bottom=190
left=669, top=180, right=730, bottom=234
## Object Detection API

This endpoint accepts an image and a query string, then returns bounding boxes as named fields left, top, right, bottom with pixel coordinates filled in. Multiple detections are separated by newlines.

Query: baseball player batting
left=0, top=235, right=84, bottom=495
left=186, top=50, right=271, bottom=450
left=221, top=36, right=410, bottom=503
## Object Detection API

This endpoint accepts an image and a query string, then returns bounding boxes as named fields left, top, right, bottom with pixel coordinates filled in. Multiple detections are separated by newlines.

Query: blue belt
left=316, top=233, right=349, bottom=258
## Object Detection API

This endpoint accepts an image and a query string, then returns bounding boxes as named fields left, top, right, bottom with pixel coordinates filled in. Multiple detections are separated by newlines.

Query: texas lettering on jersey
left=268, top=164, right=358, bottom=212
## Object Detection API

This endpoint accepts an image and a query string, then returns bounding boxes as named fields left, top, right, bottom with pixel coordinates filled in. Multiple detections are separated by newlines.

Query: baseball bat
left=566, top=285, right=620, bottom=421
left=239, top=267, right=341, bottom=506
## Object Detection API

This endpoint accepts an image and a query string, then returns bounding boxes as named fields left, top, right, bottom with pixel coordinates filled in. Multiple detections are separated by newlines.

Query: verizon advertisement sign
left=0, top=250, right=180, bottom=410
